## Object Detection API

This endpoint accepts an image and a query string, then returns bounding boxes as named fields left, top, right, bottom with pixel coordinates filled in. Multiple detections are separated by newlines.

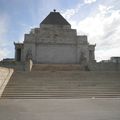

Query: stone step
left=4, top=85, right=120, bottom=88
left=2, top=94, right=120, bottom=99
left=3, top=90, right=120, bottom=93
left=7, top=84, right=120, bottom=87
left=6, top=80, right=120, bottom=83
left=7, top=81, right=120, bottom=83
left=7, top=83, right=120, bottom=85
left=32, top=64, right=84, bottom=71
left=4, top=86, right=120, bottom=88
left=6, top=88, right=120, bottom=91
left=4, top=86, right=120, bottom=89
left=4, top=91, right=120, bottom=94
left=3, top=92, right=120, bottom=95
left=5, top=86, right=120, bottom=88
left=4, top=92, right=120, bottom=95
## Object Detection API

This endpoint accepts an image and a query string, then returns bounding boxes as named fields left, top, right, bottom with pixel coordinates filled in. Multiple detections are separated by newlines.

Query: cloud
left=84, top=0, right=96, bottom=4
left=0, top=48, right=9, bottom=60
left=62, top=4, right=83, bottom=19
left=1, top=1, right=119, bottom=62
left=0, top=14, right=9, bottom=60
left=64, top=4, right=120, bottom=61
left=0, top=15, right=7, bottom=37
left=79, top=5, right=120, bottom=61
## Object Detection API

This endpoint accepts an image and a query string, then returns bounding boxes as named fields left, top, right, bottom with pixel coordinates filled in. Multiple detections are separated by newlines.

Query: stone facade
left=14, top=11, right=95, bottom=64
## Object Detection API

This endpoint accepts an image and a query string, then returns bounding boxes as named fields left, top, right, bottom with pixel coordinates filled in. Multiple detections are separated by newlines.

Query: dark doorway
left=16, top=48, right=21, bottom=61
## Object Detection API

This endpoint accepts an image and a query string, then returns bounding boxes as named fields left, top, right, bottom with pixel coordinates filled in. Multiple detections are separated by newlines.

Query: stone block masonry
left=14, top=11, right=95, bottom=64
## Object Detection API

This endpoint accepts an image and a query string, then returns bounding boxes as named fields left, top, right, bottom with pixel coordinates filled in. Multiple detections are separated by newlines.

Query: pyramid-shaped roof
left=40, top=11, right=70, bottom=26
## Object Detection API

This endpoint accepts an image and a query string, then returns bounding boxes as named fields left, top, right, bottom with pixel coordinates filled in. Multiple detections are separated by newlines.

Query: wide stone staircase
left=1, top=64, right=120, bottom=98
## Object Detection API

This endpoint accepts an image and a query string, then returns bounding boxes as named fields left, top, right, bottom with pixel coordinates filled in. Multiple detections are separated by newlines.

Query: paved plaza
left=0, top=98, right=120, bottom=120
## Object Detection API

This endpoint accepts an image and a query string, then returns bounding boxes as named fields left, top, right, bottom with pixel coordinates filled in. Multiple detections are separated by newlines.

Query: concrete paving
left=0, top=98, right=120, bottom=120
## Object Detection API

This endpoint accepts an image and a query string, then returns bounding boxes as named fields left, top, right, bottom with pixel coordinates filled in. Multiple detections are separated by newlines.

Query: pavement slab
left=0, top=98, right=120, bottom=120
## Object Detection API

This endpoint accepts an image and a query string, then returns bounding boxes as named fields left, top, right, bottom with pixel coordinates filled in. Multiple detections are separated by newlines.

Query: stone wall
left=0, top=61, right=25, bottom=71
left=0, top=67, right=13, bottom=97
left=89, top=62, right=120, bottom=71
left=22, top=25, right=94, bottom=64
left=36, top=44, right=77, bottom=63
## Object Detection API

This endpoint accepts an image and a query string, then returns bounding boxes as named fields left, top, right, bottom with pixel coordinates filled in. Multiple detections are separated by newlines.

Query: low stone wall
left=1, top=60, right=120, bottom=72
left=89, top=62, right=120, bottom=71
left=0, top=61, right=25, bottom=71
left=0, top=67, right=14, bottom=97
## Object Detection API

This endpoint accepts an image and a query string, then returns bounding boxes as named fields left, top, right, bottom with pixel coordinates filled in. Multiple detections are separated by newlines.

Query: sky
left=0, top=0, right=120, bottom=61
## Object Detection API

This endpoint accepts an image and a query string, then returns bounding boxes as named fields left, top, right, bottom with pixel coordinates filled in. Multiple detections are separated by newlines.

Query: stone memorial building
left=14, top=10, right=95, bottom=64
